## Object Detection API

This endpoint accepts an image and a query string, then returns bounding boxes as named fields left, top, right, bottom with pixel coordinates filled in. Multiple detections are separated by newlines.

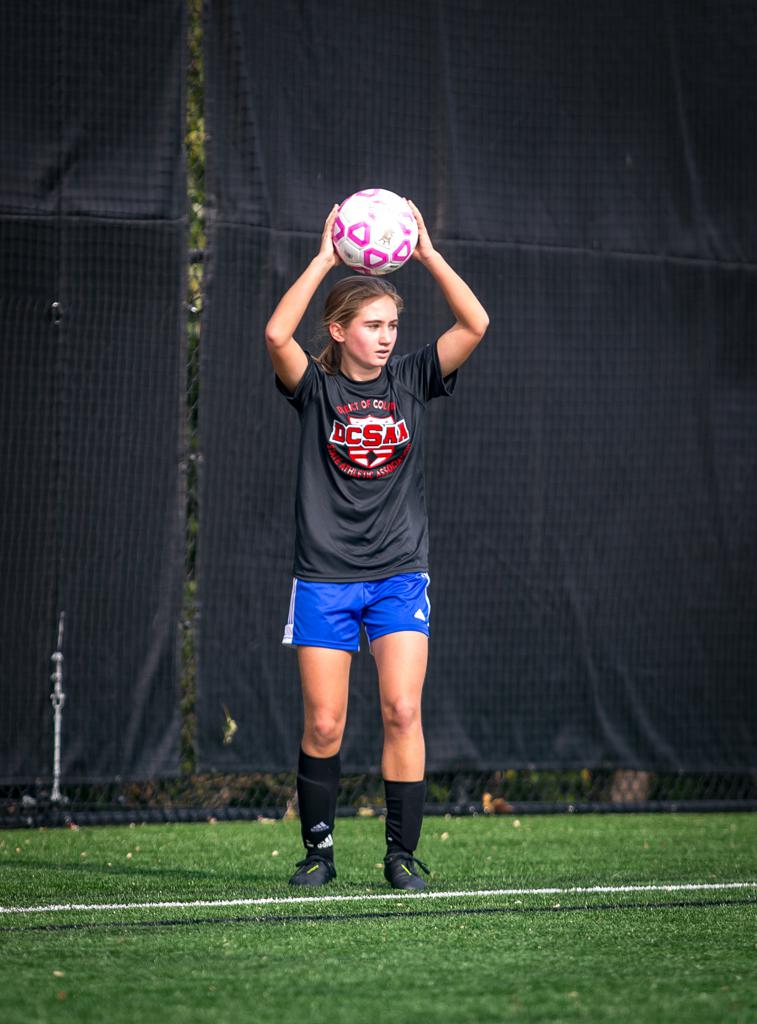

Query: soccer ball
left=332, top=189, right=418, bottom=275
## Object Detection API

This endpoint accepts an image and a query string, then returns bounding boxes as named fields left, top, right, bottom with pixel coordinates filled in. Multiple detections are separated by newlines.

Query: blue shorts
left=282, top=572, right=431, bottom=652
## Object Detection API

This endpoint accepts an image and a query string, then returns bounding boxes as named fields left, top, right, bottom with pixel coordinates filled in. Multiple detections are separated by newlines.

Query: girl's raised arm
left=407, top=200, right=489, bottom=377
left=265, top=205, right=341, bottom=393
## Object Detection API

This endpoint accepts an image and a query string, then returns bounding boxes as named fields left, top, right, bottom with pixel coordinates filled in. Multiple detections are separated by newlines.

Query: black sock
left=384, top=779, right=426, bottom=856
left=297, top=749, right=340, bottom=861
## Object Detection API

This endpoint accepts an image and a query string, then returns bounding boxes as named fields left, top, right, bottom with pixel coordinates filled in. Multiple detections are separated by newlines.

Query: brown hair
left=315, top=276, right=404, bottom=374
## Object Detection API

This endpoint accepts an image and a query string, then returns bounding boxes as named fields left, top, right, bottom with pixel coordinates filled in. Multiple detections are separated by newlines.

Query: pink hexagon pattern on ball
left=333, top=216, right=345, bottom=242
left=363, top=248, right=389, bottom=269
left=391, top=239, right=412, bottom=263
left=347, top=222, right=371, bottom=247
left=356, top=189, right=380, bottom=197
left=398, top=212, right=416, bottom=236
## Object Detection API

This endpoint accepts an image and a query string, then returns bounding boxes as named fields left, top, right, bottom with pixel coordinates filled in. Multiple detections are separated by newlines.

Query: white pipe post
left=50, top=612, right=66, bottom=803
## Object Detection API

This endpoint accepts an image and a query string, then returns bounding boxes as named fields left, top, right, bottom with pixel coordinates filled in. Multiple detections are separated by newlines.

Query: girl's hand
left=406, top=199, right=435, bottom=262
left=318, top=204, right=343, bottom=268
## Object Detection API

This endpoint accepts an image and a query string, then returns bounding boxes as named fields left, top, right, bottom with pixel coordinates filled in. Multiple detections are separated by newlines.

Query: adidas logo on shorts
left=311, top=821, right=329, bottom=833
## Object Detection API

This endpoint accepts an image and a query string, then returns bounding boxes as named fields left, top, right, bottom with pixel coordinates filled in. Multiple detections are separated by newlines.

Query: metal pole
left=50, top=611, right=66, bottom=803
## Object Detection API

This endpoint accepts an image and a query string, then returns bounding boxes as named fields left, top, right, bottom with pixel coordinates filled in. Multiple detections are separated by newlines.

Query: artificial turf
left=2, top=813, right=756, bottom=1023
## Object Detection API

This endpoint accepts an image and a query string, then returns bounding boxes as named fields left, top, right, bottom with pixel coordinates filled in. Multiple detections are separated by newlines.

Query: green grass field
left=2, top=813, right=756, bottom=1023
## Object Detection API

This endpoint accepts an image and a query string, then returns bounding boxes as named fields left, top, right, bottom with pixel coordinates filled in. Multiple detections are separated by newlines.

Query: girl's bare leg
left=373, top=631, right=428, bottom=780
left=373, top=631, right=429, bottom=886
left=289, top=646, right=352, bottom=885
left=297, top=646, right=352, bottom=756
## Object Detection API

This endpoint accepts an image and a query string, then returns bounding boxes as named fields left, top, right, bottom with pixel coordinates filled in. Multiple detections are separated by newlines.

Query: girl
left=265, top=200, right=488, bottom=889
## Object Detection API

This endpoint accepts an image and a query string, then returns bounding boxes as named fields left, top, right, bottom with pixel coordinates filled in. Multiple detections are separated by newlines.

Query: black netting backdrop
left=197, top=0, right=757, bottom=776
left=2, top=2, right=756, bottom=826
left=0, top=2, right=186, bottom=783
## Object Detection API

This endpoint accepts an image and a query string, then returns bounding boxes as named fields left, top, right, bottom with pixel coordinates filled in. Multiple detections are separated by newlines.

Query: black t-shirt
left=277, top=343, right=457, bottom=581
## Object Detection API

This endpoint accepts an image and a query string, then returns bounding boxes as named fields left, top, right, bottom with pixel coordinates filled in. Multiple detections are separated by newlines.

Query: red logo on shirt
left=328, top=414, right=411, bottom=475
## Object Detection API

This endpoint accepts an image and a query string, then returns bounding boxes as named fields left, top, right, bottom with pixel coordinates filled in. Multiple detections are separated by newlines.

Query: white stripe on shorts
left=282, top=578, right=297, bottom=646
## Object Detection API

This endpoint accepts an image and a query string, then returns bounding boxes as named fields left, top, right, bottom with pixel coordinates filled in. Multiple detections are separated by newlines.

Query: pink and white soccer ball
left=332, top=189, right=418, bottom=275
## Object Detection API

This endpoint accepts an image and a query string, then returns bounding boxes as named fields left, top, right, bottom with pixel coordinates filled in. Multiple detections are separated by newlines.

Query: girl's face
left=330, top=295, right=399, bottom=380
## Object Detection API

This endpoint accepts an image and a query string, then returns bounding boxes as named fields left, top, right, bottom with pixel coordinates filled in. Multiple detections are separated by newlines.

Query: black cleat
left=383, top=851, right=430, bottom=891
left=288, top=854, right=336, bottom=887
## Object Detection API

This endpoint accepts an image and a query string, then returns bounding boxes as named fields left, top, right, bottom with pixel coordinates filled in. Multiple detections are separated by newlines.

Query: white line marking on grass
left=2, top=881, right=756, bottom=916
